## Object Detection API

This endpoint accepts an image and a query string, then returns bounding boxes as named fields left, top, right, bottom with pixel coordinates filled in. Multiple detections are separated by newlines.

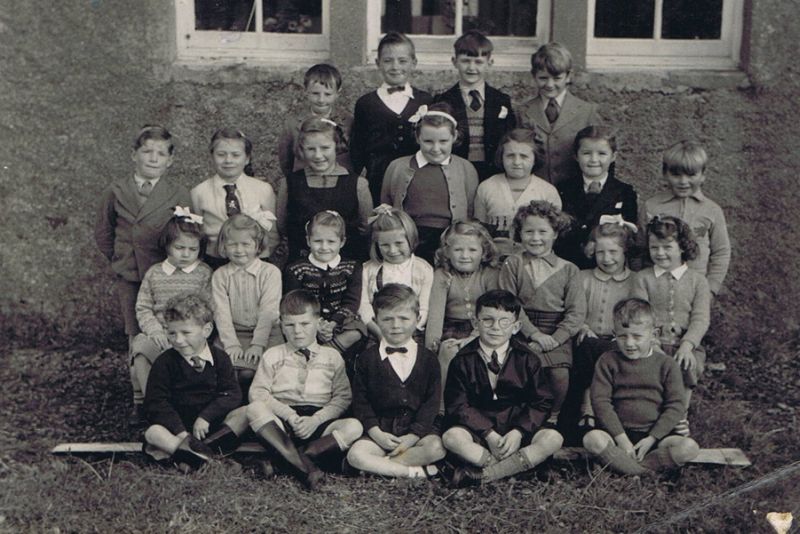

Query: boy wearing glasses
left=442, top=290, right=563, bottom=487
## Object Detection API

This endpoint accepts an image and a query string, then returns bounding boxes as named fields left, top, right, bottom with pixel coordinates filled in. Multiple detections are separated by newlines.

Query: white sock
left=408, top=466, right=426, bottom=478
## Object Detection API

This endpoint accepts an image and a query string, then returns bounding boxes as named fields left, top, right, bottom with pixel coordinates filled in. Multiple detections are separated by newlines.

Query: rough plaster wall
left=0, top=1, right=797, bottom=345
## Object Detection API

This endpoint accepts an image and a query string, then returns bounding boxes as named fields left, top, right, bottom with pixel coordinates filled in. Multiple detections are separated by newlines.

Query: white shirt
left=459, top=82, right=486, bottom=105
left=478, top=340, right=509, bottom=397
left=583, top=174, right=609, bottom=193
left=415, top=151, right=452, bottom=168
left=181, top=343, right=214, bottom=369
left=380, top=256, right=415, bottom=288
left=308, top=254, right=342, bottom=270
left=378, top=82, right=414, bottom=115
left=133, top=173, right=160, bottom=191
left=541, top=90, right=567, bottom=110
left=379, top=339, right=418, bottom=382
left=162, top=259, right=201, bottom=275
left=654, top=263, right=689, bottom=280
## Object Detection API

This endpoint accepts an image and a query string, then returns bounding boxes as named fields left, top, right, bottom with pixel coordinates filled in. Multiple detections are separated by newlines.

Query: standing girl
left=212, top=214, right=283, bottom=391
left=281, top=117, right=372, bottom=263
left=191, top=128, right=280, bottom=269
left=499, top=200, right=586, bottom=427
left=358, top=206, right=433, bottom=341
left=425, top=221, right=500, bottom=394
left=632, top=215, right=710, bottom=436
left=381, top=102, right=479, bottom=264
left=474, top=128, right=561, bottom=258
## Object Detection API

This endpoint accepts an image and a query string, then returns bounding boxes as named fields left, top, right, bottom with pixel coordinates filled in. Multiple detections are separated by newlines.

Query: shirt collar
left=378, top=82, right=414, bottom=99
left=415, top=150, right=451, bottom=168
left=308, top=254, right=342, bottom=270
left=162, top=259, right=201, bottom=275
left=592, top=266, right=631, bottom=282
left=654, top=263, right=689, bottom=280
left=524, top=251, right=559, bottom=266
left=384, top=255, right=415, bottom=271
left=542, top=90, right=567, bottom=108
left=460, top=82, right=485, bottom=101
left=231, top=258, right=262, bottom=275
left=213, top=174, right=244, bottom=188
left=182, top=343, right=214, bottom=366
left=478, top=340, right=510, bottom=364
left=583, top=174, right=608, bottom=192
left=378, top=338, right=417, bottom=360
left=288, top=341, right=321, bottom=359
left=304, top=163, right=350, bottom=178
left=668, top=189, right=706, bottom=202
left=133, top=174, right=160, bottom=189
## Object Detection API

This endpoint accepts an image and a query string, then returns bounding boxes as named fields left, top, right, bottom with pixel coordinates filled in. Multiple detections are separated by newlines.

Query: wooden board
left=51, top=443, right=751, bottom=467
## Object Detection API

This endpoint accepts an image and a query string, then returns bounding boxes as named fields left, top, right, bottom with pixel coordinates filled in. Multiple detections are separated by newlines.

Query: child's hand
left=633, top=436, right=657, bottom=461
left=227, top=346, right=244, bottom=362
left=577, top=326, right=597, bottom=345
left=317, top=320, right=335, bottom=342
left=368, top=427, right=401, bottom=452
left=244, top=345, right=264, bottom=365
left=674, top=342, right=697, bottom=371
left=498, top=429, right=523, bottom=459
left=293, top=416, right=320, bottom=440
left=485, top=431, right=505, bottom=459
left=152, top=332, right=171, bottom=351
left=388, top=434, right=420, bottom=457
left=614, top=433, right=635, bottom=458
left=193, top=417, right=211, bottom=440
left=531, top=333, right=559, bottom=352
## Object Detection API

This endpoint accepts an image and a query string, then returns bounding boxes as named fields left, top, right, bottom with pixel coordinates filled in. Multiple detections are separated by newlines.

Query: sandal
left=577, top=414, right=596, bottom=431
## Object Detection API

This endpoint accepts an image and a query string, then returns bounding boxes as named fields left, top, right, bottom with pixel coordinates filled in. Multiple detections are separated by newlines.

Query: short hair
left=494, top=128, right=540, bottom=169
left=646, top=215, right=699, bottom=262
left=475, top=289, right=521, bottom=319
left=134, top=125, right=174, bottom=155
left=163, top=292, right=214, bottom=325
left=573, top=125, right=617, bottom=155
left=453, top=30, right=493, bottom=57
left=209, top=128, right=254, bottom=176
left=414, top=101, right=458, bottom=138
left=434, top=220, right=498, bottom=271
left=304, top=63, right=342, bottom=90
left=512, top=200, right=572, bottom=242
left=372, top=283, right=420, bottom=315
left=280, top=289, right=321, bottom=317
left=662, top=140, right=708, bottom=176
left=531, top=42, right=573, bottom=76
left=296, top=116, right=348, bottom=161
left=306, top=210, right=346, bottom=241
left=378, top=31, right=416, bottom=60
left=159, top=214, right=208, bottom=258
left=217, top=213, right=267, bottom=257
left=368, top=207, right=419, bottom=261
left=588, top=221, right=636, bottom=255
left=613, top=298, right=655, bottom=328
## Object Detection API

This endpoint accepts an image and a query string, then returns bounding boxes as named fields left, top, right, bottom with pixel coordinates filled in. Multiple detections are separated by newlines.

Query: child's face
left=166, top=232, right=201, bottom=270
left=301, top=132, right=337, bottom=175
left=166, top=318, right=212, bottom=359
left=665, top=170, right=705, bottom=198
left=648, top=235, right=683, bottom=271
left=132, top=139, right=173, bottom=180
left=376, top=303, right=419, bottom=346
left=224, top=228, right=259, bottom=267
left=281, top=309, right=321, bottom=350
left=520, top=215, right=556, bottom=258
left=446, top=234, right=483, bottom=274
left=452, top=54, right=492, bottom=87
left=533, top=69, right=571, bottom=100
left=305, top=81, right=340, bottom=117
left=376, top=228, right=412, bottom=264
left=474, top=306, right=520, bottom=349
left=502, top=140, right=536, bottom=180
left=376, top=43, right=416, bottom=87
left=594, top=236, right=626, bottom=276
left=307, top=224, right=344, bottom=264
left=417, top=124, right=455, bottom=165
left=614, top=319, right=656, bottom=360
left=212, top=138, right=250, bottom=182
left=576, top=138, right=615, bottom=180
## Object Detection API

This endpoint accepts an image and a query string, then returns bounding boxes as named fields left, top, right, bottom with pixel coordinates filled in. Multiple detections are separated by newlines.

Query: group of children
left=95, top=30, right=731, bottom=489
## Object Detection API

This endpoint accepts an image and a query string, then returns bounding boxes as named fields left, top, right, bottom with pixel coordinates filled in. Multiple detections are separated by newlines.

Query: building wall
left=0, top=0, right=797, bottom=344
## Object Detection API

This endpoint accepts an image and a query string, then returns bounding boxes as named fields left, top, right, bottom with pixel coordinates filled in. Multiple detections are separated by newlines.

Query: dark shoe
left=128, top=405, right=146, bottom=427
left=449, top=465, right=483, bottom=488
left=303, top=434, right=341, bottom=461
left=203, top=425, right=240, bottom=455
left=340, top=457, right=361, bottom=477
left=256, top=459, right=275, bottom=479
left=254, top=421, right=321, bottom=491
left=174, top=436, right=212, bottom=469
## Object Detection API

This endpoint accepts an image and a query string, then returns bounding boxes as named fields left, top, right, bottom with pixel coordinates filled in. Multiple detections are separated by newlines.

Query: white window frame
left=175, top=0, right=330, bottom=63
left=365, top=0, right=551, bottom=69
left=586, top=0, right=743, bottom=70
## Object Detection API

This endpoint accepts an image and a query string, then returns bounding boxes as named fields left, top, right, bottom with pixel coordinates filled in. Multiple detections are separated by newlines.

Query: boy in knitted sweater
left=582, top=298, right=699, bottom=475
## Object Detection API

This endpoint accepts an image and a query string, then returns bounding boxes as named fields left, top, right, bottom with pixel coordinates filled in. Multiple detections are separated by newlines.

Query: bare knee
left=338, top=419, right=364, bottom=446
left=533, top=428, right=564, bottom=452
left=671, top=438, right=700, bottom=464
left=419, top=435, right=446, bottom=461
left=346, top=440, right=372, bottom=469
left=583, top=430, right=612, bottom=454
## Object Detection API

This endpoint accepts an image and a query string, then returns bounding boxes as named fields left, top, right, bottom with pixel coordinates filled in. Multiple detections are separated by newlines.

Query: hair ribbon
left=173, top=206, right=204, bottom=225
left=408, top=105, right=458, bottom=128
left=599, top=214, right=637, bottom=233
left=367, top=203, right=394, bottom=225
left=243, top=208, right=277, bottom=232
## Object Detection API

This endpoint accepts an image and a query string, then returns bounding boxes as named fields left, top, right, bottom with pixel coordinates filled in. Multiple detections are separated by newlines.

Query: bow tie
left=386, top=346, right=408, bottom=354
left=387, top=86, right=405, bottom=94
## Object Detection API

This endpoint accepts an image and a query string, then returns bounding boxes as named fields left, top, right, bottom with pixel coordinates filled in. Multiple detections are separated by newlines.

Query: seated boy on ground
left=583, top=298, right=699, bottom=475
left=443, top=289, right=563, bottom=487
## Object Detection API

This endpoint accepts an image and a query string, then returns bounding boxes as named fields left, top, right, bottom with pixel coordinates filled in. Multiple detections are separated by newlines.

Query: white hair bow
left=244, top=208, right=277, bottom=232
left=173, top=206, right=204, bottom=225
left=408, top=105, right=458, bottom=128
left=367, top=203, right=394, bottom=225
left=599, top=214, right=637, bottom=233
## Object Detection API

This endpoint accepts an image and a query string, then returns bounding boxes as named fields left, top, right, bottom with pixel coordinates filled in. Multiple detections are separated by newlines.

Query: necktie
left=587, top=181, right=602, bottom=194
left=386, top=346, right=408, bottom=354
left=297, top=347, right=311, bottom=361
left=487, top=350, right=501, bottom=374
left=140, top=180, right=153, bottom=196
left=190, top=356, right=204, bottom=371
left=223, top=184, right=241, bottom=217
left=545, top=98, right=559, bottom=124
left=387, top=86, right=405, bottom=94
left=468, top=89, right=482, bottom=112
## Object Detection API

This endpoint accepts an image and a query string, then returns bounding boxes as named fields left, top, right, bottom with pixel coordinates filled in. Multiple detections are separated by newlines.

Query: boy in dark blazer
left=434, top=30, right=515, bottom=181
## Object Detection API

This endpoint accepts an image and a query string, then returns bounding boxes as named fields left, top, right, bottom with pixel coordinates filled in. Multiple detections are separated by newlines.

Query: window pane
left=195, top=0, right=255, bottom=31
left=382, top=0, right=455, bottom=35
left=463, top=0, right=537, bottom=37
left=661, top=0, right=722, bottom=39
left=264, top=0, right=323, bottom=34
left=594, top=0, right=655, bottom=38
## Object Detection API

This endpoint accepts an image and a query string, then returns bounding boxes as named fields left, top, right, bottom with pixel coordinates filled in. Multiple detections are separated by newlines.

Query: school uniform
left=517, top=92, right=601, bottom=186
left=444, top=337, right=553, bottom=443
left=350, top=84, right=433, bottom=204
left=556, top=173, right=639, bottom=269
left=434, top=83, right=515, bottom=180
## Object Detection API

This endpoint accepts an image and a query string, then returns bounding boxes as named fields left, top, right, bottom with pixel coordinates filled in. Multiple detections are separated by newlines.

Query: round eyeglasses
left=478, top=317, right=515, bottom=329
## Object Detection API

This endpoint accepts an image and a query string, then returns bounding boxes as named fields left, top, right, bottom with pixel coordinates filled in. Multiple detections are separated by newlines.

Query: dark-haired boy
left=443, top=289, right=562, bottom=487
left=435, top=30, right=515, bottom=181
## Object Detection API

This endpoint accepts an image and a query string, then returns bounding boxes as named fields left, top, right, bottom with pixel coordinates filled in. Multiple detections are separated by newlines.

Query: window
left=586, top=0, right=743, bottom=69
left=175, top=0, right=330, bottom=62
left=366, top=0, right=551, bottom=68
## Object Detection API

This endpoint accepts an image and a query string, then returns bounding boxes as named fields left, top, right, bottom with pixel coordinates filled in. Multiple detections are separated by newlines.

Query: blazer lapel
left=585, top=178, right=622, bottom=223
left=112, top=177, right=144, bottom=219
left=528, top=95, right=552, bottom=133
left=550, top=92, right=580, bottom=133
left=137, top=179, right=176, bottom=222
